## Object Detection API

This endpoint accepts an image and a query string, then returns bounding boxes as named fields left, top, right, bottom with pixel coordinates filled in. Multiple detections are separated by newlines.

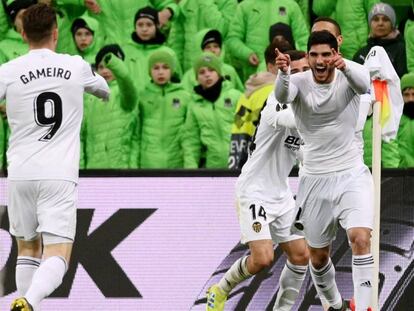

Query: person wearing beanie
left=71, top=15, right=102, bottom=64
left=268, top=22, right=295, bottom=48
left=81, top=44, right=140, bottom=169
left=124, top=6, right=180, bottom=93
left=83, top=0, right=178, bottom=46
left=139, top=48, right=191, bottom=168
left=397, top=73, right=414, bottom=167
left=353, top=2, right=407, bottom=78
left=181, top=52, right=241, bottom=168
left=0, top=0, right=36, bottom=63
left=181, top=28, right=244, bottom=93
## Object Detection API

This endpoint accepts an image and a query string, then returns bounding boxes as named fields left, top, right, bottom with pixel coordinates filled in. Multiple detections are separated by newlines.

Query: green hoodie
left=87, top=0, right=178, bottom=45
left=312, top=0, right=379, bottom=59
left=139, top=82, right=191, bottom=168
left=82, top=54, right=139, bottom=168
left=0, top=113, right=5, bottom=170
left=226, top=0, right=309, bottom=81
left=405, top=19, right=414, bottom=73
left=0, top=28, right=28, bottom=63
left=71, top=15, right=103, bottom=64
left=182, top=80, right=241, bottom=168
left=362, top=117, right=401, bottom=167
left=397, top=115, right=414, bottom=167
left=180, top=28, right=244, bottom=92
left=0, top=3, right=10, bottom=41
left=168, top=0, right=237, bottom=71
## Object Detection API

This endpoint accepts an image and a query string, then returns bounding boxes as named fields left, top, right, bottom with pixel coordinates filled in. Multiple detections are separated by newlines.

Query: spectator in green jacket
left=226, top=0, right=309, bottom=81
left=71, top=15, right=102, bottom=64
left=0, top=109, right=5, bottom=170
left=84, top=0, right=178, bottom=45
left=353, top=3, right=407, bottom=78
left=168, top=0, right=237, bottom=71
left=404, top=4, right=414, bottom=72
left=398, top=73, right=414, bottom=167
left=0, top=0, right=35, bottom=63
left=82, top=44, right=139, bottom=168
left=181, top=28, right=243, bottom=93
left=312, top=0, right=379, bottom=59
left=182, top=52, right=241, bottom=168
left=124, top=6, right=176, bottom=92
left=139, top=49, right=191, bottom=168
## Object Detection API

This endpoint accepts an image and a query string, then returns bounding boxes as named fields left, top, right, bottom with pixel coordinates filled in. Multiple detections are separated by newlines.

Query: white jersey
left=275, top=60, right=370, bottom=175
left=236, top=93, right=301, bottom=203
left=0, top=48, right=109, bottom=182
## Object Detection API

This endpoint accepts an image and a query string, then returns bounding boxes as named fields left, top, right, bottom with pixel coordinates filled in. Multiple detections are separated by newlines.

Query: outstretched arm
left=274, top=49, right=298, bottom=104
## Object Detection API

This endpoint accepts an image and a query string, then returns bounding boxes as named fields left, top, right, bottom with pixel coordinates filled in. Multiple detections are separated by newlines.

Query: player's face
left=151, top=62, right=172, bottom=85
left=74, top=28, right=94, bottom=51
left=403, top=88, right=414, bottom=103
left=308, top=44, right=336, bottom=84
left=135, top=18, right=156, bottom=41
left=97, top=63, right=115, bottom=82
left=290, top=58, right=310, bottom=74
left=311, top=21, right=343, bottom=47
left=203, top=42, right=221, bottom=57
left=14, top=9, right=26, bottom=33
left=197, top=67, right=220, bottom=89
left=370, top=14, right=393, bottom=38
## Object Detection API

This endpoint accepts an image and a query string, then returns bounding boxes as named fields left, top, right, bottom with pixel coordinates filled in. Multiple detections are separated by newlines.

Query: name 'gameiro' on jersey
left=20, top=67, right=72, bottom=84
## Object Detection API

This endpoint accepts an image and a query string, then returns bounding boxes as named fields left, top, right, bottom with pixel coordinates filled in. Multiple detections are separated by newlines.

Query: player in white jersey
left=0, top=4, right=110, bottom=311
left=206, top=51, right=310, bottom=311
left=275, top=31, right=374, bottom=311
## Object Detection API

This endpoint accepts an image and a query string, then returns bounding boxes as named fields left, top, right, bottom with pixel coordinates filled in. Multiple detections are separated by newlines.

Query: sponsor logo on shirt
left=284, top=135, right=302, bottom=151
left=224, top=98, right=233, bottom=108
left=172, top=98, right=181, bottom=108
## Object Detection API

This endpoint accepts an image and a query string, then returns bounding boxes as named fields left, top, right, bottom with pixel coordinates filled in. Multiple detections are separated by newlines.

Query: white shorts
left=293, top=165, right=374, bottom=248
left=8, top=180, right=77, bottom=242
left=237, top=195, right=303, bottom=244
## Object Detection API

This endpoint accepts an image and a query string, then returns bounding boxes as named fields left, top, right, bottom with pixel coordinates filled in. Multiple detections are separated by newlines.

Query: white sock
left=273, top=260, right=307, bottom=311
left=352, top=254, right=374, bottom=311
left=218, top=256, right=252, bottom=294
left=25, top=256, right=67, bottom=310
left=309, top=259, right=343, bottom=309
left=16, top=256, right=41, bottom=296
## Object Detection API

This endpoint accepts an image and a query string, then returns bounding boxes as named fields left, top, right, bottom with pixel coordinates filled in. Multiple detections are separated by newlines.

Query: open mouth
left=315, top=66, right=327, bottom=75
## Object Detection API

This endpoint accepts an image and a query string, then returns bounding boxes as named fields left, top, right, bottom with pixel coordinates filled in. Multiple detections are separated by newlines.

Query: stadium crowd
left=0, top=0, right=413, bottom=170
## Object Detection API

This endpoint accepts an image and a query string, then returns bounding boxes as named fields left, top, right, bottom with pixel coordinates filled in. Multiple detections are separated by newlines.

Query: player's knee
left=289, top=248, right=309, bottom=266
left=309, top=252, right=330, bottom=269
left=350, top=234, right=371, bottom=253
left=251, top=251, right=274, bottom=270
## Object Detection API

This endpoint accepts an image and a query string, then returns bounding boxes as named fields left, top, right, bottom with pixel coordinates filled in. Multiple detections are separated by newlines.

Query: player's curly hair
left=23, top=3, right=57, bottom=43
left=307, top=31, right=338, bottom=52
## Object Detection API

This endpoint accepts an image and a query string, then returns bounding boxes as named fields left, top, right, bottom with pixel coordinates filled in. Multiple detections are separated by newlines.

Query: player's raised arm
left=81, top=60, right=110, bottom=100
left=274, top=48, right=298, bottom=104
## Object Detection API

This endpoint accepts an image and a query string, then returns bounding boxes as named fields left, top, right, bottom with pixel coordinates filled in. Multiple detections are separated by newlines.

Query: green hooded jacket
left=139, top=82, right=191, bottom=168
left=397, top=115, right=414, bottom=167
left=226, top=0, right=309, bottom=82
left=0, top=28, right=28, bottom=63
left=405, top=19, right=414, bottom=73
left=0, top=2, right=10, bottom=41
left=87, top=0, right=178, bottom=45
left=167, top=0, right=237, bottom=71
left=82, top=54, right=139, bottom=168
left=0, top=113, right=5, bottom=170
left=362, top=116, right=401, bottom=167
left=180, top=28, right=244, bottom=92
left=312, top=0, right=379, bottom=59
left=182, top=81, right=241, bottom=168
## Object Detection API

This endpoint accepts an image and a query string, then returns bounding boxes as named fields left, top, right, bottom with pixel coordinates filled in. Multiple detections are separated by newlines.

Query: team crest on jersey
left=252, top=221, right=262, bottom=233
left=172, top=98, right=181, bottom=108
left=224, top=98, right=233, bottom=108
left=278, top=6, right=287, bottom=16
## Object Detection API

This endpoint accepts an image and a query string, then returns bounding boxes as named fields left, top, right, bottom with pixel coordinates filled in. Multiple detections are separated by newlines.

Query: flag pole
left=371, top=98, right=381, bottom=310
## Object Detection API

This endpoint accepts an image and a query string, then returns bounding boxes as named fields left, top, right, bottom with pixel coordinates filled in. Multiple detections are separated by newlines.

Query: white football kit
left=0, top=48, right=109, bottom=241
left=236, top=94, right=302, bottom=244
left=275, top=60, right=374, bottom=248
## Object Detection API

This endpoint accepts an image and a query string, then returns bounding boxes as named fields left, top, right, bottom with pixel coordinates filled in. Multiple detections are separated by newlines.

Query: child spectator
left=226, top=0, right=309, bottom=81
left=182, top=52, right=241, bottom=168
left=71, top=15, right=102, bottom=64
left=398, top=73, right=414, bottom=167
left=168, top=0, right=237, bottom=71
left=82, top=44, right=139, bottom=168
left=181, top=29, right=243, bottom=93
left=0, top=0, right=35, bottom=63
left=312, top=0, right=379, bottom=59
left=353, top=3, right=407, bottom=78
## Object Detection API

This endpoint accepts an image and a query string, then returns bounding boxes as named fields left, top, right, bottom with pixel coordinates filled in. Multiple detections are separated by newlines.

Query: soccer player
left=275, top=31, right=373, bottom=311
left=206, top=51, right=311, bottom=311
left=0, top=4, right=110, bottom=311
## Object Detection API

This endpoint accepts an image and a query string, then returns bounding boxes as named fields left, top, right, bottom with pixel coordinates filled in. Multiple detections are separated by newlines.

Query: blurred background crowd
left=0, top=0, right=412, bottom=170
